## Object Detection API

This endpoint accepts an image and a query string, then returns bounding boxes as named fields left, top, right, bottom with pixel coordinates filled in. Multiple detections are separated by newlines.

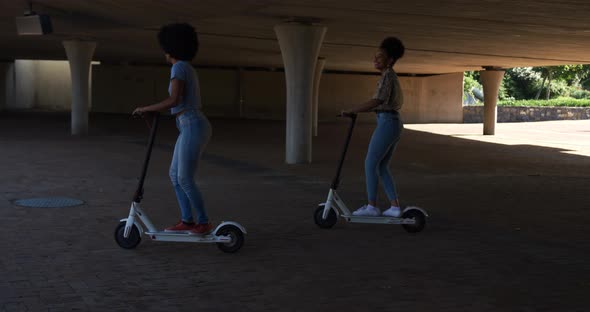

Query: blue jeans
left=169, top=110, right=211, bottom=224
left=365, top=112, right=403, bottom=202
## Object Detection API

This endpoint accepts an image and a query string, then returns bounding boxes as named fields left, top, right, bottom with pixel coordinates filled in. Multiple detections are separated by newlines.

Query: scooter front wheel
left=216, top=225, right=245, bottom=253
left=401, top=209, right=426, bottom=233
left=114, top=221, right=142, bottom=249
left=314, top=205, right=337, bottom=229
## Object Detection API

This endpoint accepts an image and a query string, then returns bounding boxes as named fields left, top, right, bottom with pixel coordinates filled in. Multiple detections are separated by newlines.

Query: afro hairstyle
left=379, top=37, right=405, bottom=63
left=158, top=23, right=199, bottom=61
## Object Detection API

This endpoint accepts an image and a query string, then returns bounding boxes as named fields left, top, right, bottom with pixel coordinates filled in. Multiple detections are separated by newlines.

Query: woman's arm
left=345, top=98, right=383, bottom=114
left=133, top=79, right=185, bottom=114
left=343, top=71, right=393, bottom=114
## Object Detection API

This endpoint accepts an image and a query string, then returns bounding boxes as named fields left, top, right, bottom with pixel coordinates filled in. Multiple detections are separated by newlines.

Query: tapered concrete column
left=480, top=68, right=505, bottom=135
left=275, top=23, right=327, bottom=164
left=312, top=57, right=325, bottom=137
left=63, top=40, right=96, bottom=136
left=237, top=67, right=244, bottom=118
left=14, top=60, right=36, bottom=109
left=0, top=62, right=15, bottom=111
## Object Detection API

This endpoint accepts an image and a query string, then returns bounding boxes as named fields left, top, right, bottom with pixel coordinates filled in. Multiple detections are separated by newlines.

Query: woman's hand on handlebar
left=132, top=106, right=146, bottom=116
left=339, top=110, right=357, bottom=118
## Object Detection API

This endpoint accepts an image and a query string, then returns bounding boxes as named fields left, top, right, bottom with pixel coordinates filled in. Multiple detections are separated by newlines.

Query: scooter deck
left=144, top=231, right=231, bottom=243
left=342, top=215, right=416, bottom=225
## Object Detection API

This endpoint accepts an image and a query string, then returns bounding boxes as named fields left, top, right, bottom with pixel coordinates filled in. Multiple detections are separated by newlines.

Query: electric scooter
left=314, top=113, right=428, bottom=233
left=114, top=112, right=246, bottom=253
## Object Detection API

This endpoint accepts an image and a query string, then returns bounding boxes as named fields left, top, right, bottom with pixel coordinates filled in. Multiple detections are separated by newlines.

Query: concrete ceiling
left=2, top=0, right=590, bottom=74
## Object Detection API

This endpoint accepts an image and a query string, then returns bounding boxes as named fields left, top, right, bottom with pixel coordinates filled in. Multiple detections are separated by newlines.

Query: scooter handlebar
left=131, top=111, right=160, bottom=130
left=131, top=111, right=159, bottom=119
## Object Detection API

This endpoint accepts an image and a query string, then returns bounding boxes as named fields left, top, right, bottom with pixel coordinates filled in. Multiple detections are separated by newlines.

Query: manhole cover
left=13, top=197, right=85, bottom=208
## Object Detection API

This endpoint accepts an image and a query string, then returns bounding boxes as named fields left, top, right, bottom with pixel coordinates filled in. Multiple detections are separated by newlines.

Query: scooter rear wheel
left=114, top=221, right=142, bottom=249
left=314, top=205, right=337, bottom=229
left=401, top=209, right=426, bottom=233
left=216, top=225, right=245, bottom=253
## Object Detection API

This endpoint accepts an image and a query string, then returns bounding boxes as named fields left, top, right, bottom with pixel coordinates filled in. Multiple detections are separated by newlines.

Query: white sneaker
left=352, top=205, right=381, bottom=216
left=352, top=205, right=367, bottom=216
left=382, top=206, right=401, bottom=218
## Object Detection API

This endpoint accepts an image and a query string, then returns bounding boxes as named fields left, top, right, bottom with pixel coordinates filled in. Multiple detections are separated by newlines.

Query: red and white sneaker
left=165, top=221, right=195, bottom=233
left=191, top=223, right=213, bottom=235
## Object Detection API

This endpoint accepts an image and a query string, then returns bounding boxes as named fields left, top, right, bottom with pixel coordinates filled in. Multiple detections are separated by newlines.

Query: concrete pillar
left=275, top=23, right=326, bottom=164
left=312, top=57, right=325, bottom=137
left=63, top=40, right=96, bottom=135
left=14, top=60, right=37, bottom=110
left=480, top=68, right=505, bottom=135
left=237, top=67, right=244, bottom=118
left=0, top=64, right=5, bottom=111
left=0, top=62, right=15, bottom=111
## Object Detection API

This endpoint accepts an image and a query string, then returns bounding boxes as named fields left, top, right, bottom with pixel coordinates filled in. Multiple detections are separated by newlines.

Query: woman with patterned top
left=342, top=37, right=406, bottom=218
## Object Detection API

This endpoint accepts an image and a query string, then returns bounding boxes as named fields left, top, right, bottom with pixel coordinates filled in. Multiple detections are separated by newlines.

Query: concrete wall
left=93, top=66, right=463, bottom=123
left=464, top=105, right=590, bottom=122
left=317, top=72, right=463, bottom=123
left=200, top=69, right=239, bottom=118
left=241, top=70, right=285, bottom=120
left=9, top=60, right=71, bottom=111
left=92, top=65, right=241, bottom=116
left=425, top=73, right=465, bottom=123
left=5, top=62, right=464, bottom=124
left=13, top=60, right=36, bottom=110
left=93, top=66, right=287, bottom=119
left=234, top=71, right=461, bottom=123
left=34, top=61, right=71, bottom=111
left=400, top=73, right=464, bottom=123
left=318, top=73, right=378, bottom=123
left=92, top=65, right=168, bottom=114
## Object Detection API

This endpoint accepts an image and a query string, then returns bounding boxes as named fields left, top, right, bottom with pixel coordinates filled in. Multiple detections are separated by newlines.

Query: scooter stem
left=133, top=112, right=160, bottom=202
left=331, top=113, right=357, bottom=189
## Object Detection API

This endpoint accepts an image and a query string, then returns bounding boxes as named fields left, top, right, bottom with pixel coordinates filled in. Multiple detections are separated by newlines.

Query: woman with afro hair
left=342, top=37, right=406, bottom=218
left=133, top=23, right=213, bottom=235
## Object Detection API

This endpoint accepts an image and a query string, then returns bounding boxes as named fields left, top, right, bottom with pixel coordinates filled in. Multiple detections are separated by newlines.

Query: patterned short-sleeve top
left=372, top=67, right=403, bottom=112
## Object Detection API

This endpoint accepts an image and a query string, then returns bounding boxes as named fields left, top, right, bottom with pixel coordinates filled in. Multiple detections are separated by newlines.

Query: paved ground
left=1, top=112, right=589, bottom=312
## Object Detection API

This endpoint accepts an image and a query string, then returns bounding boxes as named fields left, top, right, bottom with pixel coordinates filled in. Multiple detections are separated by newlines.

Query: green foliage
left=581, top=77, right=590, bottom=90
left=570, top=89, right=590, bottom=99
left=533, top=79, right=569, bottom=99
left=533, top=65, right=590, bottom=85
left=499, top=98, right=590, bottom=107
left=467, top=65, right=590, bottom=104
left=503, top=68, right=542, bottom=99
left=463, top=72, right=482, bottom=102
left=498, top=80, right=513, bottom=101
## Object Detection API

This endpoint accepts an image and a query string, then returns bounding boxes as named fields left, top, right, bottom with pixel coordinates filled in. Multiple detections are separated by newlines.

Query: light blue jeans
left=365, top=112, right=403, bottom=203
left=169, top=110, right=211, bottom=224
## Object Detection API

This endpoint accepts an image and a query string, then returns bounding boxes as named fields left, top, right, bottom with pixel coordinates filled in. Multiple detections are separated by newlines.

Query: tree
left=504, top=67, right=542, bottom=100
left=465, top=65, right=590, bottom=102
left=533, top=65, right=590, bottom=99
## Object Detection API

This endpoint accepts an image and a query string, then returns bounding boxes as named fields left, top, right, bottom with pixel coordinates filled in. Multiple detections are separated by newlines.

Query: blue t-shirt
left=169, top=61, right=201, bottom=114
